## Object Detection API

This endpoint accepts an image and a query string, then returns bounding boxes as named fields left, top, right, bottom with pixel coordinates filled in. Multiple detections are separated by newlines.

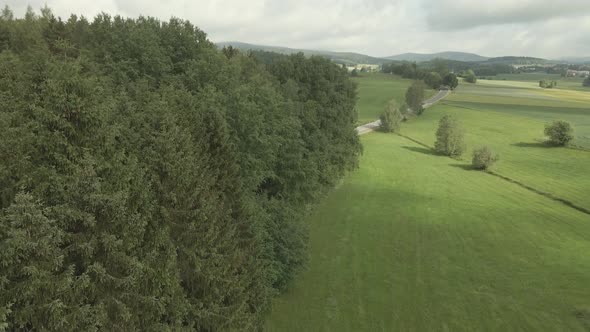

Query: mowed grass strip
left=266, top=133, right=590, bottom=331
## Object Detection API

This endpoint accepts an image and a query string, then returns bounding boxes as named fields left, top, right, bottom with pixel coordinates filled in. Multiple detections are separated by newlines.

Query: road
left=355, top=88, right=451, bottom=135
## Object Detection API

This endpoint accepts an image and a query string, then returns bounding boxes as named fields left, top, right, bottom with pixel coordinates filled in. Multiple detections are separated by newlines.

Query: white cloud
left=3, top=0, right=590, bottom=58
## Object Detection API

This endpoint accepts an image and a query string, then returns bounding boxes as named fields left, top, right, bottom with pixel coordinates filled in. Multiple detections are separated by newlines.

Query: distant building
left=566, top=70, right=590, bottom=77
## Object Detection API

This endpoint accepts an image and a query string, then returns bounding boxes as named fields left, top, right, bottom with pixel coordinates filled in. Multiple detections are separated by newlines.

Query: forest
left=0, top=7, right=361, bottom=331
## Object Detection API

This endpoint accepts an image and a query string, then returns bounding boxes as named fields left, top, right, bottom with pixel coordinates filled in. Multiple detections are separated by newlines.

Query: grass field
left=486, top=73, right=588, bottom=91
left=353, top=73, right=436, bottom=125
left=266, top=75, right=590, bottom=331
left=266, top=134, right=590, bottom=331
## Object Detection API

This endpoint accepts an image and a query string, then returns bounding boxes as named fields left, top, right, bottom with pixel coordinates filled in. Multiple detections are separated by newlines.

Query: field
left=486, top=73, right=587, bottom=91
left=266, top=75, right=590, bottom=331
left=353, top=73, right=436, bottom=124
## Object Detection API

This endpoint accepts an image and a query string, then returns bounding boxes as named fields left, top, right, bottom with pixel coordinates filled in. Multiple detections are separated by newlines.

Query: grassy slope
left=400, top=81, right=590, bottom=211
left=266, top=133, right=590, bottom=331
left=266, top=77, right=590, bottom=331
left=353, top=73, right=436, bottom=125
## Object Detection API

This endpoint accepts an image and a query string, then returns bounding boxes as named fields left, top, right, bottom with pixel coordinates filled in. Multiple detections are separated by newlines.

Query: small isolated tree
left=380, top=100, right=403, bottom=132
left=464, top=70, right=477, bottom=83
left=351, top=68, right=359, bottom=77
left=435, top=114, right=466, bottom=157
left=544, top=120, right=574, bottom=146
left=443, top=73, right=459, bottom=89
left=539, top=80, right=547, bottom=88
left=405, top=81, right=425, bottom=114
left=472, top=146, right=499, bottom=170
left=583, top=76, right=590, bottom=87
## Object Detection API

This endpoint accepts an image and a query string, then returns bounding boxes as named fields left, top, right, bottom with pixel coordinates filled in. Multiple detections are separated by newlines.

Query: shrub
left=583, top=76, right=590, bottom=87
left=464, top=70, right=477, bottom=83
left=435, top=114, right=466, bottom=157
left=472, top=146, right=499, bottom=170
left=380, top=100, right=403, bottom=132
left=544, top=120, right=574, bottom=146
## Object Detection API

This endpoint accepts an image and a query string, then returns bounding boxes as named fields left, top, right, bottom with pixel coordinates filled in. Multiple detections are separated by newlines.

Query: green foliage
left=583, top=76, right=590, bottom=87
left=435, top=115, right=466, bottom=157
left=379, top=100, right=403, bottom=133
left=544, top=120, right=574, bottom=146
left=464, top=69, right=477, bottom=83
left=0, top=7, right=360, bottom=331
left=424, top=72, right=442, bottom=89
left=539, top=80, right=557, bottom=89
left=443, top=73, right=459, bottom=89
left=405, top=81, right=425, bottom=114
left=471, top=146, right=499, bottom=170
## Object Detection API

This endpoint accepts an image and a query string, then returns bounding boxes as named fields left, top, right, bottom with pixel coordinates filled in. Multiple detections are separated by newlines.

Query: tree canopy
left=0, top=7, right=361, bottom=330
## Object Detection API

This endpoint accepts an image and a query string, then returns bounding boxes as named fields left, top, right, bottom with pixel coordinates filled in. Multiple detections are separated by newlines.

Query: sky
left=5, top=0, right=590, bottom=59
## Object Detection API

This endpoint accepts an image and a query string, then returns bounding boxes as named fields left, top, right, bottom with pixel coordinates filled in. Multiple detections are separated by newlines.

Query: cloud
left=423, top=0, right=590, bottom=30
left=3, top=0, right=589, bottom=58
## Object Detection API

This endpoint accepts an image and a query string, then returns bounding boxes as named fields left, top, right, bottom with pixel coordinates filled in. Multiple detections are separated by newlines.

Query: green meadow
left=353, top=73, right=436, bottom=124
left=266, top=74, right=590, bottom=331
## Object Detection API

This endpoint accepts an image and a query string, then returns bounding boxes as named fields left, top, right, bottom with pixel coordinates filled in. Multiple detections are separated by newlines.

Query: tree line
left=0, top=6, right=361, bottom=331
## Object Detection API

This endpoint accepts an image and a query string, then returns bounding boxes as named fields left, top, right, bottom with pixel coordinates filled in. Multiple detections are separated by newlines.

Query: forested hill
left=0, top=7, right=361, bottom=331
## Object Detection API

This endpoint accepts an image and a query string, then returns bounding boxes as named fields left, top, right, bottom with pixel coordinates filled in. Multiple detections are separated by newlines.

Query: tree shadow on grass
left=449, top=164, right=477, bottom=171
left=512, top=141, right=550, bottom=148
left=401, top=146, right=435, bottom=155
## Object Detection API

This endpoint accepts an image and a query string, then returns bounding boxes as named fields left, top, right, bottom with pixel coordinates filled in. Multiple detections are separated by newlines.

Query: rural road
left=355, top=88, right=451, bottom=135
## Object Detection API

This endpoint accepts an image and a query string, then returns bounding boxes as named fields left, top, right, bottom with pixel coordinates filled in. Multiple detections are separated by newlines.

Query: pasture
left=266, top=74, right=590, bottom=331
left=352, top=73, right=435, bottom=124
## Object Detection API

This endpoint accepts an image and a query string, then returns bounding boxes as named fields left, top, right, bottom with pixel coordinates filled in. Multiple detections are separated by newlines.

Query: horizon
left=4, top=0, right=590, bottom=59
left=216, top=40, right=589, bottom=60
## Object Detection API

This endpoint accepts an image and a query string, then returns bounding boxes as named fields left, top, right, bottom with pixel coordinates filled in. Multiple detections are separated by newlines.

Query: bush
left=464, top=70, right=477, bottom=83
left=380, top=100, right=403, bottom=132
left=472, top=146, right=499, bottom=170
left=544, top=120, right=574, bottom=146
left=583, top=76, right=590, bottom=87
left=435, top=115, right=466, bottom=157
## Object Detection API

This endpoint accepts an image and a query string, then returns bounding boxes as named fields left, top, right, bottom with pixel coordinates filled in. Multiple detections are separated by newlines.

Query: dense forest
left=0, top=6, right=361, bottom=331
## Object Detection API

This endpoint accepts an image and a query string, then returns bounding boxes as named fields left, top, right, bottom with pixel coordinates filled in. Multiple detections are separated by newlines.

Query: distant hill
left=216, top=42, right=580, bottom=66
left=557, top=56, right=590, bottom=64
left=216, top=41, right=387, bottom=65
left=485, top=56, right=548, bottom=65
left=385, top=52, right=489, bottom=63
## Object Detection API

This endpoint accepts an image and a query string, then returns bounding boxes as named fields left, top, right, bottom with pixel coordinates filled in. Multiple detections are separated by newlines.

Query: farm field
left=487, top=73, right=587, bottom=91
left=266, top=76, right=590, bottom=331
left=402, top=80, right=590, bottom=211
left=353, top=73, right=436, bottom=124
left=266, top=133, right=590, bottom=331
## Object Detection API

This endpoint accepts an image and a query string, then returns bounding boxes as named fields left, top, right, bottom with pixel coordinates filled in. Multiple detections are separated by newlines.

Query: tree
left=0, top=8, right=362, bottom=330
left=443, top=73, right=459, bottom=89
left=464, top=70, right=477, bottom=83
left=539, top=80, right=547, bottom=88
left=379, top=100, right=403, bottom=133
left=472, top=146, right=499, bottom=170
left=405, top=81, right=425, bottom=114
left=424, top=72, right=442, bottom=89
left=583, top=76, right=590, bottom=87
left=351, top=68, right=359, bottom=77
left=435, top=114, right=466, bottom=157
left=544, top=120, right=574, bottom=146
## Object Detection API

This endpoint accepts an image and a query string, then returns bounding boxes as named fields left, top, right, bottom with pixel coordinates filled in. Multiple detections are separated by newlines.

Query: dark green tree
left=443, top=73, right=459, bottom=89
left=405, top=81, right=426, bottom=114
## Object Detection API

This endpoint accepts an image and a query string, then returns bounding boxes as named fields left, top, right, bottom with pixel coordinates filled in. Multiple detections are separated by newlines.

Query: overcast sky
left=5, top=0, right=590, bottom=58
